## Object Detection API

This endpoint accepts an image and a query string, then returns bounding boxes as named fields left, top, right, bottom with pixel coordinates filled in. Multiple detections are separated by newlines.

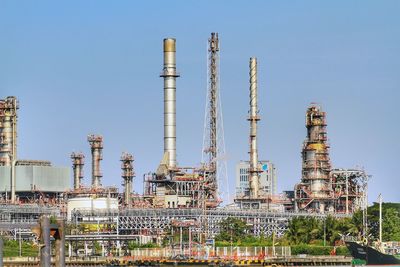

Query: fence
left=130, top=246, right=291, bottom=260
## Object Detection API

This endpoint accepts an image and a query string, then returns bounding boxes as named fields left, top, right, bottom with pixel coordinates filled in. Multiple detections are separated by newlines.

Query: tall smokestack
left=121, top=152, right=134, bottom=206
left=88, top=135, right=103, bottom=188
left=160, top=38, right=180, bottom=168
left=248, top=57, right=260, bottom=198
left=71, top=152, right=85, bottom=190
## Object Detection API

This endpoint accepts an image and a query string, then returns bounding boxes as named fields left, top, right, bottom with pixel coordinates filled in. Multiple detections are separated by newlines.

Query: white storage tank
left=67, top=195, right=118, bottom=220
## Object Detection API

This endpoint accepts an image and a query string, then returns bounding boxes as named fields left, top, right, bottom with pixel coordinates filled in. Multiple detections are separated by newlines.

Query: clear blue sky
left=0, top=1, right=399, bottom=203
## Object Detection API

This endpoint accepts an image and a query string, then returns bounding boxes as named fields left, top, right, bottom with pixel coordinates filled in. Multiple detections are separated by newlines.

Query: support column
left=40, top=216, right=51, bottom=267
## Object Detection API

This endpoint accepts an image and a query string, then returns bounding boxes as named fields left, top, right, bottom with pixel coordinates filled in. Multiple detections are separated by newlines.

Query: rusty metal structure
left=330, top=168, right=368, bottom=214
left=0, top=96, right=18, bottom=167
left=87, top=134, right=103, bottom=188
left=295, top=104, right=332, bottom=213
left=121, top=152, right=134, bottom=206
left=202, top=32, right=227, bottom=206
left=294, top=104, right=368, bottom=213
left=71, top=152, right=85, bottom=190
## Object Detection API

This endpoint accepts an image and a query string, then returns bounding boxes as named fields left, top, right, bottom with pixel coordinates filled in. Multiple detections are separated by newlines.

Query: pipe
left=88, top=135, right=103, bottom=188
left=248, top=57, right=260, bottom=198
left=160, top=38, right=179, bottom=168
left=11, top=159, right=15, bottom=203
left=71, top=152, right=85, bottom=190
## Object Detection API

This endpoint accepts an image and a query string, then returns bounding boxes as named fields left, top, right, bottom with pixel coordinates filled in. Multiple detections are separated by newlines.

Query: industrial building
left=0, top=96, right=70, bottom=204
left=236, top=160, right=277, bottom=197
left=0, top=161, right=70, bottom=204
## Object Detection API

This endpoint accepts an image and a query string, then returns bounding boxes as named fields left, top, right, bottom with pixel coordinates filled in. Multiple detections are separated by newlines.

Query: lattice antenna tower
left=202, top=32, right=229, bottom=204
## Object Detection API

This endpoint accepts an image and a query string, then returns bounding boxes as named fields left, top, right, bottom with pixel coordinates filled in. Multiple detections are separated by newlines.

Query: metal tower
left=121, top=152, right=135, bottom=206
left=248, top=57, right=261, bottom=199
left=87, top=134, right=103, bottom=188
left=71, top=152, right=85, bottom=190
left=0, top=96, right=18, bottom=166
left=202, top=32, right=228, bottom=205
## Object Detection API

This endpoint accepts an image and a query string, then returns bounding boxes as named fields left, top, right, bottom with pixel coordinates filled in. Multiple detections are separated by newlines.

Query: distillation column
left=160, top=38, right=180, bottom=168
left=88, top=135, right=103, bottom=188
left=248, top=58, right=260, bottom=198
left=0, top=96, right=18, bottom=166
left=71, top=152, right=85, bottom=190
left=121, top=152, right=134, bottom=206
left=295, top=104, right=332, bottom=213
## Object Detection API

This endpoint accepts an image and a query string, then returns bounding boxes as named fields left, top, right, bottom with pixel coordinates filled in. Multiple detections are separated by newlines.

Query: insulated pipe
left=88, top=135, right=103, bottom=188
left=248, top=57, right=260, bottom=198
left=160, top=38, right=180, bottom=168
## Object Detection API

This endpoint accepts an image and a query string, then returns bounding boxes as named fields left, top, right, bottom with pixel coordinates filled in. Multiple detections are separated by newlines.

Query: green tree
left=215, top=217, right=250, bottom=243
left=285, top=217, right=322, bottom=244
left=368, top=202, right=400, bottom=241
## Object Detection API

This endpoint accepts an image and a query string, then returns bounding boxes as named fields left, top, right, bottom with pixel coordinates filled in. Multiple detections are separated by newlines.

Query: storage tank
left=67, top=195, right=118, bottom=220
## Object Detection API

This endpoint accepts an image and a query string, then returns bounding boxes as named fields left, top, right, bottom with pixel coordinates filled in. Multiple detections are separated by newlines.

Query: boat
left=346, top=241, right=400, bottom=265
left=345, top=194, right=400, bottom=265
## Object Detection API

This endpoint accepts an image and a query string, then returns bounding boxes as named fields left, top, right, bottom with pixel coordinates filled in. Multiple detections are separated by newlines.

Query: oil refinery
left=0, top=33, right=370, bottom=259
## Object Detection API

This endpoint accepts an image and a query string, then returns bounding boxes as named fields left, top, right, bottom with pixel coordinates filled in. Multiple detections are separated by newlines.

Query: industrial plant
left=0, top=33, right=370, bottom=258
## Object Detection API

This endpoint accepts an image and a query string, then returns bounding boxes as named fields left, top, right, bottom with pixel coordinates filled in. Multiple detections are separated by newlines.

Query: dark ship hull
left=346, top=241, right=400, bottom=265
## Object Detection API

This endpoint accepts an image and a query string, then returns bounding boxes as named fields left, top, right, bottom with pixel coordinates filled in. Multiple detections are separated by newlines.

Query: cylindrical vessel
left=92, top=149, right=100, bottom=187
left=249, top=57, right=260, bottom=198
left=160, top=38, right=179, bottom=168
left=121, top=152, right=134, bottom=205
left=1, top=117, right=12, bottom=166
left=88, top=135, right=103, bottom=188
left=0, top=96, right=18, bottom=166
left=71, top=153, right=84, bottom=190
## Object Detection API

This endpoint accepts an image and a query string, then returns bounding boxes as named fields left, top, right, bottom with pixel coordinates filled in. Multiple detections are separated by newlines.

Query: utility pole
left=179, top=226, right=183, bottom=255
left=0, top=237, right=3, bottom=267
left=19, top=228, right=21, bottom=257
left=323, top=218, right=326, bottom=247
left=379, top=194, right=383, bottom=243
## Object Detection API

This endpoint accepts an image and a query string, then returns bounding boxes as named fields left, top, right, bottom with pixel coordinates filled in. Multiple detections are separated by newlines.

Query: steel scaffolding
left=0, top=204, right=60, bottom=236
left=71, top=208, right=350, bottom=239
